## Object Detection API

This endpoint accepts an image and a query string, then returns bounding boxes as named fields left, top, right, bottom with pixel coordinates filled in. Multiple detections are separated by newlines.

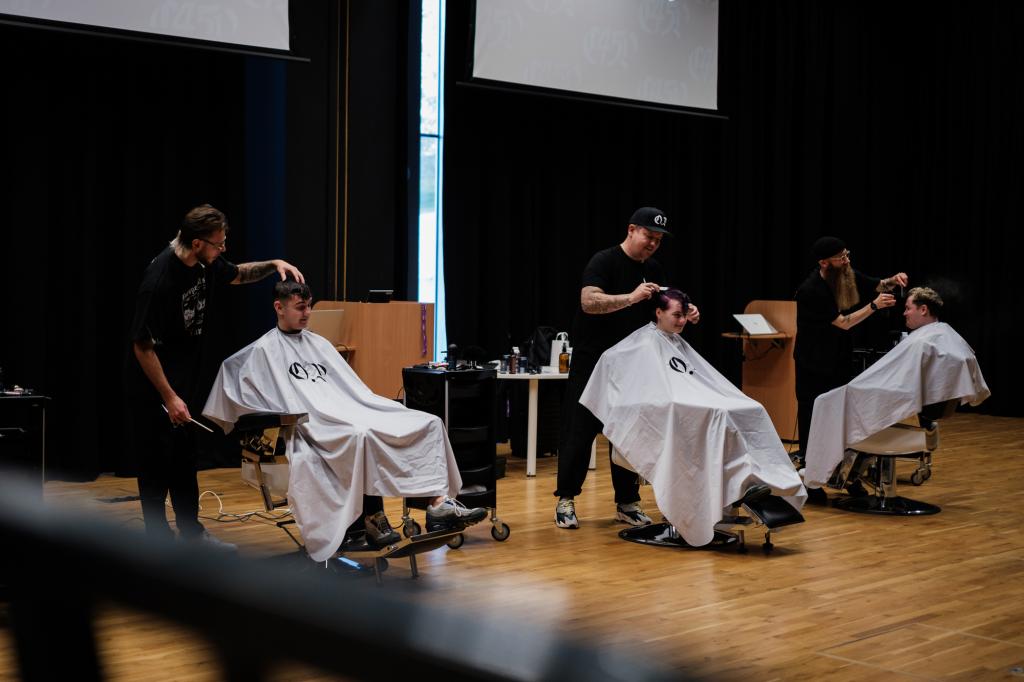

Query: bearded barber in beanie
left=793, top=236, right=908, bottom=482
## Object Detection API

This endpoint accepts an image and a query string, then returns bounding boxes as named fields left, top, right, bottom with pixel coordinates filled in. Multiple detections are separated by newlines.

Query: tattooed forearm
left=580, top=286, right=632, bottom=314
left=236, top=260, right=277, bottom=284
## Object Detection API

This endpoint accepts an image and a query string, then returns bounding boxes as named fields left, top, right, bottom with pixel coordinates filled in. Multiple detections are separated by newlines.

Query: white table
left=497, top=371, right=569, bottom=476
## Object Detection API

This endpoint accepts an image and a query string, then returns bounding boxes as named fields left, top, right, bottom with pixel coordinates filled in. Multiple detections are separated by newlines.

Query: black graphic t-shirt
left=570, top=245, right=667, bottom=371
left=126, top=246, right=238, bottom=405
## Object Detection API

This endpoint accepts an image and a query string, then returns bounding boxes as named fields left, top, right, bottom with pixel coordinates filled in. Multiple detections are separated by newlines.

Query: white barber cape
left=803, top=321, right=990, bottom=488
left=580, top=323, right=806, bottom=547
left=203, top=327, right=461, bottom=562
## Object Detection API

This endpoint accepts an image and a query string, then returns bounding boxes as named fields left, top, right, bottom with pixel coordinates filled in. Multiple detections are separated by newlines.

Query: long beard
left=825, top=264, right=859, bottom=311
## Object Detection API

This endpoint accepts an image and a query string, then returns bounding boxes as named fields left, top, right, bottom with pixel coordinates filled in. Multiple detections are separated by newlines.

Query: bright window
left=418, top=0, right=446, bottom=361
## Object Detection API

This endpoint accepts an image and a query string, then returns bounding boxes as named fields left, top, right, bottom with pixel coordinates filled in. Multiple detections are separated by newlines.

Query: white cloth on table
left=803, top=321, right=990, bottom=488
left=203, top=327, right=460, bottom=562
left=580, top=323, right=806, bottom=547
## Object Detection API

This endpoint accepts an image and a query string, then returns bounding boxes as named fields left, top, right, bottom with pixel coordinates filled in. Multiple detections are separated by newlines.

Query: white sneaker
left=615, top=501, right=652, bottom=527
left=555, top=498, right=579, bottom=529
left=426, top=496, right=487, bottom=532
left=193, top=530, right=237, bottom=552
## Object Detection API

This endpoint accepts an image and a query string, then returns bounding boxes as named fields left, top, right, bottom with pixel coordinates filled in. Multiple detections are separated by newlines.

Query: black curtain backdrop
left=443, top=1, right=1022, bottom=416
left=0, top=2, right=340, bottom=480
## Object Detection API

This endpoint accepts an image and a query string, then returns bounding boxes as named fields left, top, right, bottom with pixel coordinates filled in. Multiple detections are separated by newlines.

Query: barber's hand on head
left=628, top=282, right=660, bottom=305
left=685, top=304, right=701, bottom=325
left=164, top=395, right=191, bottom=427
left=274, top=259, right=305, bottom=284
left=874, top=293, right=896, bottom=310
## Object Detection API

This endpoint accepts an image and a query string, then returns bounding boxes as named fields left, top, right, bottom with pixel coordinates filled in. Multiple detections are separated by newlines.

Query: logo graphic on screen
left=668, top=356, right=693, bottom=375
left=289, top=362, right=328, bottom=383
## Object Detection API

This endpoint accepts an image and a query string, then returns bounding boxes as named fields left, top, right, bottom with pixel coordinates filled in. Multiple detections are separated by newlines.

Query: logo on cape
left=289, top=361, right=328, bottom=383
left=668, top=356, right=694, bottom=375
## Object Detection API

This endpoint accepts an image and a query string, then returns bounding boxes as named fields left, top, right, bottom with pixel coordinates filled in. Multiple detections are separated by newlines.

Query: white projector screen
left=0, top=0, right=290, bottom=52
left=472, top=0, right=718, bottom=111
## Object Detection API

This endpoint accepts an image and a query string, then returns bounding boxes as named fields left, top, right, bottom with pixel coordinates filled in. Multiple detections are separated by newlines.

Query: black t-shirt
left=570, top=245, right=667, bottom=368
left=794, top=267, right=879, bottom=377
left=125, top=247, right=238, bottom=407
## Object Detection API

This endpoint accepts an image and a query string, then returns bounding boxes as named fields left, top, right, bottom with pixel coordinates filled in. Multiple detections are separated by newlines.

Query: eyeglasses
left=201, top=238, right=227, bottom=251
left=828, top=250, right=851, bottom=262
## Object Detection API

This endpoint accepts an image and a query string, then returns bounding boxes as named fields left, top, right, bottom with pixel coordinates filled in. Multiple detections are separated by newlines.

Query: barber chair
left=610, top=448, right=803, bottom=553
left=235, top=412, right=465, bottom=585
left=829, top=399, right=958, bottom=515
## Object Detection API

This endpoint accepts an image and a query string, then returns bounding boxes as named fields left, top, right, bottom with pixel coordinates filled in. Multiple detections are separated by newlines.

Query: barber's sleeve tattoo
left=236, top=260, right=277, bottom=284
left=581, top=286, right=631, bottom=314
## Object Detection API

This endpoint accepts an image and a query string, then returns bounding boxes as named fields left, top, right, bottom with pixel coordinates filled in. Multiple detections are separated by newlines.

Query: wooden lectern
left=309, top=301, right=434, bottom=399
left=722, top=300, right=797, bottom=444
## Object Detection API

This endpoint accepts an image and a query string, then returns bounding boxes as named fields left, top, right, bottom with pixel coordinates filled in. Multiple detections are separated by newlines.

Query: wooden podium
left=722, top=300, right=797, bottom=444
left=309, top=301, right=434, bottom=399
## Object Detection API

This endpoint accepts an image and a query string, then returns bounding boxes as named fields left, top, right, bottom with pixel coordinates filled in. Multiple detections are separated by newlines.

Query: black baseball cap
left=628, top=207, right=672, bottom=236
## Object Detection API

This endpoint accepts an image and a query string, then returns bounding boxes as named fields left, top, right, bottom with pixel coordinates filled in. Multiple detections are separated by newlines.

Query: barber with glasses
left=793, top=237, right=907, bottom=491
left=125, top=204, right=303, bottom=548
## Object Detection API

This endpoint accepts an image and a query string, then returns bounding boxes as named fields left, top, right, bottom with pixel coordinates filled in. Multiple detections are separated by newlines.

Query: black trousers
left=131, top=402, right=205, bottom=538
left=554, top=360, right=640, bottom=504
left=344, top=495, right=385, bottom=537
left=796, top=365, right=850, bottom=458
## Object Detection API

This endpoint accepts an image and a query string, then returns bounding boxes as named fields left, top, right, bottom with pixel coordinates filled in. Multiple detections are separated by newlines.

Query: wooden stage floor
left=2, top=412, right=1023, bottom=680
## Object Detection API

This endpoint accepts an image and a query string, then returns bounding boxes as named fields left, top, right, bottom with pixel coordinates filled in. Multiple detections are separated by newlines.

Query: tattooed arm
left=232, top=259, right=305, bottom=285
left=580, top=282, right=660, bottom=314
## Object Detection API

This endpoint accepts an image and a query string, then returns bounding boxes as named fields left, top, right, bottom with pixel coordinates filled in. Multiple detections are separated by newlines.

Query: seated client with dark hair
left=202, top=280, right=486, bottom=561
left=578, top=288, right=807, bottom=547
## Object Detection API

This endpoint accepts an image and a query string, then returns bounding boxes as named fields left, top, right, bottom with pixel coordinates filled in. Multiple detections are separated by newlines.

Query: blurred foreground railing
left=0, top=473, right=678, bottom=682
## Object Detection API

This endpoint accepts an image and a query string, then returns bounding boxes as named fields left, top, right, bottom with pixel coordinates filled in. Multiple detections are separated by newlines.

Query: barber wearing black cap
left=554, top=207, right=700, bottom=529
left=794, top=236, right=907, bottom=480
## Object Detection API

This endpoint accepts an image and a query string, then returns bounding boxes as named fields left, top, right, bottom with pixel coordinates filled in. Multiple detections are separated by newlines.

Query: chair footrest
left=340, top=527, right=464, bottom=560
left=741, top=495, right=805, bottom=529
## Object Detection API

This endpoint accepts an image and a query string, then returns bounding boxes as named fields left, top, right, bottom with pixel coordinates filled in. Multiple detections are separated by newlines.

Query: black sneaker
left=846, top=479, right=869, bottom=498
left=806, top=487, right=829, bottom=506
left=426, top=497, right=487, bottom=532
left=364, top=511, right=400, bottom=548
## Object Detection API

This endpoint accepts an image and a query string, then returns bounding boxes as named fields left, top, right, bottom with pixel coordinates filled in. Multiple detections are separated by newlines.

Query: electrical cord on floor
left=160, top=490, right=293, bottom=525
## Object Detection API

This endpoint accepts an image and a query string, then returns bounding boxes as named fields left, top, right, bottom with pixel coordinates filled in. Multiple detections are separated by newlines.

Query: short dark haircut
left=176, top=204, right=229, bottom=246
left=274, top=279, right=311, bottom=303
left=909, top=286, right=943, bottom=319
left=651, top=288, right=691, bottom=322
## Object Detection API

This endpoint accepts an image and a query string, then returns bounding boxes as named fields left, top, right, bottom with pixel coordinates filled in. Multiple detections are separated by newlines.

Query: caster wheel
left=923, top=468, right=932, bottom=481
left=762, top=542, right=774, bottom=554
left=403, top=520, right=421, bottom=537
left=447, top=533, right=465, bottom=549
left=491, top=523, right=511, bottom=541
left=910, top=470, right=925, bottom=486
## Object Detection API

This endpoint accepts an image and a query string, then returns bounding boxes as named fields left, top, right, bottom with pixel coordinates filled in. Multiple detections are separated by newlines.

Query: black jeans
left=132, top=402, right=205, bottom=538
left=554, top=361, right=640, bottom=504
left=796, top=365, right=850, bottom=458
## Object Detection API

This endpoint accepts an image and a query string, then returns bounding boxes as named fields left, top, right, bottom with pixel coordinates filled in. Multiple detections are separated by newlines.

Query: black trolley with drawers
left=401, top=366, right=510, bottom=547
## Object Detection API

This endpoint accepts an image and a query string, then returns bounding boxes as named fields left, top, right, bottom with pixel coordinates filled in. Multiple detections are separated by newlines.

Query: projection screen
left=0, top=0, right=290, bottom=52
left=472, top=0, right=719, bottom=111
